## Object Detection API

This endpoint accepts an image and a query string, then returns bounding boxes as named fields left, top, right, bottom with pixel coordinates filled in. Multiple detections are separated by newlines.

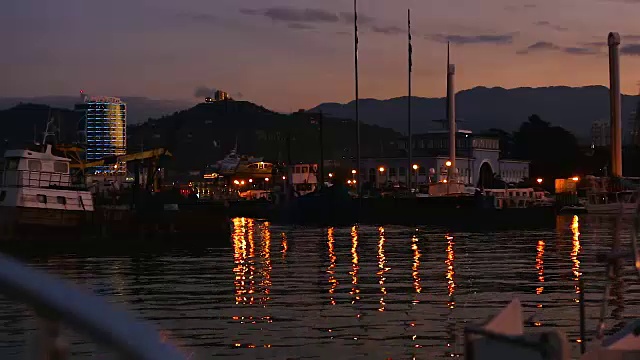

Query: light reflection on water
left=0, top=215, right=639, bottom=359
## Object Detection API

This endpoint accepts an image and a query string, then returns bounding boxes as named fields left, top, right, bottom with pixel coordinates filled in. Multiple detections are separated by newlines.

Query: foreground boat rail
left=0, top=252, right=186, bottom=360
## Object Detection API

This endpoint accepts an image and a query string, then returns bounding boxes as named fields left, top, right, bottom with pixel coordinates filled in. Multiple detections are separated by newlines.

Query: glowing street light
left=379, top=167, right=385, bottom=173
left=265, top=177, right=270, bottom=182
left=234, top=180, right=240, bottom=185
left=445, top=160, right=452, bottom=167
left=249, top=179, right=253, bottom=183
left=347, top=180, right=352, bottom=184
left=536, top=178, right=543, bottom=184
left=351, top=169, right=357, bottom=174
left=572, top=176, right=580, bottom=182
left=282, top=176, right=286, bottom=180
left=240, top=180, right=245, bottom=185
left=412, top=164, right=419, bottom=170
left=329, top=173, right=334, bottom=178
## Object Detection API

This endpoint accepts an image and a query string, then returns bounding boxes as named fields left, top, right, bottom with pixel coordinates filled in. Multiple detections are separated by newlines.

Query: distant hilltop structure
left=204, top=90, right=231, bottom=103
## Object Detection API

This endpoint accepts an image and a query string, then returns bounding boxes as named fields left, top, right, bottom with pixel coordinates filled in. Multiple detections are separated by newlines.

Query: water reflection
left=232, top=218, right=248, bottom=304
left=281, top=232, right=288, bottom=260
left=350, top=226, right=360, bottom=303
left=260, top=222, right=272, bottom=305
left=327, top=227, right=338, bottom=306
left=446, top=235, right=456, bottom=308
left=377, top=227, right=388, bottom=312
left=411, top=235, right=422, bottom=296
left=536, top=240, right=545, bottom=298
left=571, top=216, right=581, bottom=302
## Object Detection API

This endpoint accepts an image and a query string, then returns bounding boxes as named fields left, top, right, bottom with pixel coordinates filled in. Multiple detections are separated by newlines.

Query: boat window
left=53, top=161, right=69, bottom=173
left=294, top=167, right=301, bottom=174
left=302, top=167, right=308, bottom=173
left=56, top=196, right=67, bottom=205
left=0, top=191, right=5, bottom=202
left=37, top=194, right=47, bottom=204
left=28, top=160, right=42, bottom=171
left=6, top=158, right=19, bottom=170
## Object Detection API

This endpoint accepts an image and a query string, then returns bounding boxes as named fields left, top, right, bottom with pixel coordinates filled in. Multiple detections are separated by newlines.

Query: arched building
left=359, top=129, right=529, bottom=188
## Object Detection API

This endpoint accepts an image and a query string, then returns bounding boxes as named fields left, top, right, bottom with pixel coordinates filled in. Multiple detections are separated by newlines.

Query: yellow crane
left=68, top=148, right=172, bottom=170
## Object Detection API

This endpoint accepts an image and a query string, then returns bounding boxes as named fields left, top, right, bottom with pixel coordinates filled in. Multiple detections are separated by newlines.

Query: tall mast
left=407, top=9, right=413, bottom=189
left=608, top=32, right=622, bottom=177
left=447, top=42, right=457, bottom=190
left=354, top=0, right=361, bottom=195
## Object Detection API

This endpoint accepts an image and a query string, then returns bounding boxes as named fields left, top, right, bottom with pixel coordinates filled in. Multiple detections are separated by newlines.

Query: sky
left=3, top=0, right=640, bottom=112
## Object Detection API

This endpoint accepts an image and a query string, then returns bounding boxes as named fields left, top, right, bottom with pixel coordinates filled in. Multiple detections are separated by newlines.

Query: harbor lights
left=249, top=179, right=253, bottom=183
left=572, top=176, right=580, bottom=182
left=240, top=180, right=246, bottom=185
left=379, top=167, right=385, bottom=173
left=352, top=169, right=357, bottom=174
left=233, top=180, right=240, bottom=185
left=329, top=173, right=334, bottom=178
left=537, top=178, right=543, bottom=185
left=445, top=160, right=452, bottom=167
left=265, top=177, right=270, bottom=182
left=378, top=167, right=386, bottom=188
left=412, top=164, right=419, bottom=189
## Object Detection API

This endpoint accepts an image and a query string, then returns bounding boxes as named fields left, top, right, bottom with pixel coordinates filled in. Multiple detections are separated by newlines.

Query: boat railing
left=2, top=169, right=71, bottom=188
left=0, top=252, right=186, bottom=359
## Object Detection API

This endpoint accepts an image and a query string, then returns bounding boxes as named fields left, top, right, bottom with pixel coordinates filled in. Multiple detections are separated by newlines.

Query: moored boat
left=0, top=145, right=94, bottom=240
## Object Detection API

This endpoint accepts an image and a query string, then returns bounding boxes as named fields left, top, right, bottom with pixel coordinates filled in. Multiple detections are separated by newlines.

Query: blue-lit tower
left=75, top=92, right=127, bottom=173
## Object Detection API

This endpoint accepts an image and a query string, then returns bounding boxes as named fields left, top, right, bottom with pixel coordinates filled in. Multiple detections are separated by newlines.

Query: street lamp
left=412, top=164, right=419, bottom=190
left=379, top=167, right=385, bottom=189
left=536, top=178, right=543, bottom=184
left=351, top=169, right=357, bottom=174
left=329, top=173, right=334, bottom=178
left=445, top=160, right=452, bottom=167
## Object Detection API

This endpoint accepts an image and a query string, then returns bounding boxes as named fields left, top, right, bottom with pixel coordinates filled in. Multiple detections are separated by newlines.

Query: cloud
left=240, top=6, right=381, bottom=33
left=621, top=44, right=640, bottom=55
left=623, top=34, right=640, bottom=41
left=194, top=86, right=218, bottom=98
left=371, top=25, right=404, bottom=35
left=287, top=23, right=315, bottom=30
left=581, top=41, right=607, bottom=48
left=429, top=33, right=515, bottom=45
left=240, top=7, right=340, bottom=24
left=504, top=4, right=537, bottom=12
left=177, top=13, right=217, bottom=24
left=234, top=92, right=244, bottom=99
left=533, top=21, right=569, bottom=32
left=517, top=41, right=601, bottom=55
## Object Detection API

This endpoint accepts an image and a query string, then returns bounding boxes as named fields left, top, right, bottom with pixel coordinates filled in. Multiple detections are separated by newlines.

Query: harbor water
left=0, top=215, right=638, bottom=359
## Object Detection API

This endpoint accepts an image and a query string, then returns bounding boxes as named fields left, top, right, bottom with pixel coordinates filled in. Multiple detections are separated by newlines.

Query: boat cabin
left=0, top=146, right=71, bottom=188
left=0, top=145, right=93, bottom=212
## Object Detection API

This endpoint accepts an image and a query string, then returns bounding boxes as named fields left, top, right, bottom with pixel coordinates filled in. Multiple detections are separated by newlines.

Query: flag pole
left=407, top=8, right=413, bottom=190
left=354, top=0, right=361, bottom=197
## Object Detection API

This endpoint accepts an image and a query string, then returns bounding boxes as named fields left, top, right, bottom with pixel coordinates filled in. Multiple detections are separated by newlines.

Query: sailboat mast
left=354, top=0, right=361, bottom=196
left=407, top=9, right=413, bottom=189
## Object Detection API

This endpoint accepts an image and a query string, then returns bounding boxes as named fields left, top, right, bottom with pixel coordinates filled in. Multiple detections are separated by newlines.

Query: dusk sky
left=3, top=0, right=640, bottom=112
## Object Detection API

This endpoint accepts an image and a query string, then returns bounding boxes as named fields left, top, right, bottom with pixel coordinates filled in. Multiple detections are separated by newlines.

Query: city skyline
left=3, top=0, right=640, bottom=112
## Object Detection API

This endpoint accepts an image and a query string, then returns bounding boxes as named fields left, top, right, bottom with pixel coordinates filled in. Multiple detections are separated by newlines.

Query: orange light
left=445, top=161, right=452, bottom=167
left=329, top=173, right=334, bottom=178
left=265, top=177, right=270, bottom=182
left=234, top=180, right=240, bottom=185
left=412, top=164, right=418, bottom=170
left=240, top=180, right=245, bottom=185
left=249, top=179, right=253, bottom=183
left=443, top=179, right=448, bottom=183
left=536, top=178, right=543, bottom=184
left=572, top=176, right=580, bottom=182
left=347, top=180, right=352, bottom=184
left=351, top=169, right=357, bottom=174
left=353, top=180, right=357, bottom=184
left=282, top=176, right=286, bottom=180
left=379, top=167, right=385, bottom=173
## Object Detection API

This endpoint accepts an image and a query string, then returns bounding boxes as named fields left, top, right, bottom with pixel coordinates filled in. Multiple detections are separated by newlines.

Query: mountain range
left=310, top=86, right=640, bottom=139
left=0, top=96, right=194, bottom=125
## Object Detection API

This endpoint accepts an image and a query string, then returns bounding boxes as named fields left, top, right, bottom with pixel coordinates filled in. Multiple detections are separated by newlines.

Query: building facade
left=359, top=130, right=529, bottom=188
left=75, top=96, right=127, bottom=172
left=591, top=120, right=610, bottom=148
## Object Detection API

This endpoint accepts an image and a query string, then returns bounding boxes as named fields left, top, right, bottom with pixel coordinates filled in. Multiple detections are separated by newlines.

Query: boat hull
left=0, top=206, right=91, bottom=241
left=586, top=202, right=638, bottom=215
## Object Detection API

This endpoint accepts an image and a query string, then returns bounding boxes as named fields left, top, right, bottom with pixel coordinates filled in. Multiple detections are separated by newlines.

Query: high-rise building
left=75, top=95, right=126, bottom=172
left=591, top=120, right=610, bottom=148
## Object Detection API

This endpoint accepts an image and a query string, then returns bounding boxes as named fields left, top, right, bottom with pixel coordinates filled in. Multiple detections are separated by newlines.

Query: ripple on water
left=0, top=215, right=637, bottom=359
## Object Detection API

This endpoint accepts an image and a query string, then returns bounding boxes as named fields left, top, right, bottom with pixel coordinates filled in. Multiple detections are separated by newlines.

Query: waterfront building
left=359, top=123, right=530, bottom=189
left=75, top=94, right=127, bottom=173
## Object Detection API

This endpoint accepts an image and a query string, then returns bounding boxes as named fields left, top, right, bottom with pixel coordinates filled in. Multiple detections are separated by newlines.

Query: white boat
left=586, top=191, right=639, bottom=214
left=0, top=145, right=94, bottom=239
